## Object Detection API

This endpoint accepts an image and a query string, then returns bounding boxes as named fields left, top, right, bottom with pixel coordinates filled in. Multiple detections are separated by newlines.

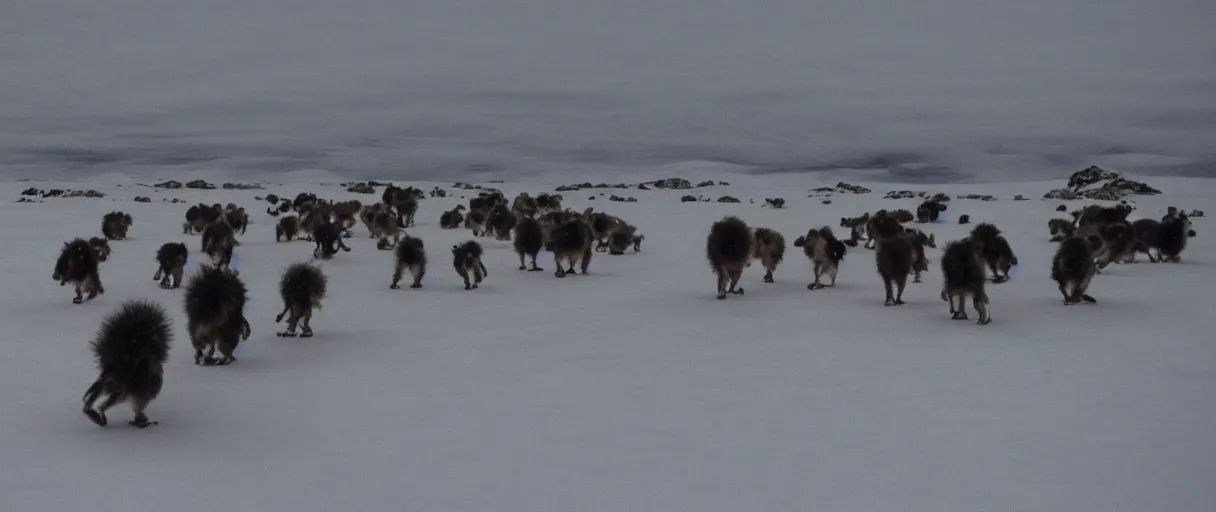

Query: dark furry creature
left=939, top=239, right=991, bottom=324
left=313, top=221, right=352, bottom=259
left=513, top=217, right=545, bottom=271
left=101, top=211, right=133, bottom=240
left=276, top=214, right=300, bottom=242
left=224, top=206, right=249, bottom=235
left=390, top=236, right=428, bottom=289
left=488, top=204, right=518, bottom=241
left=395, top=198, right=419, bottom=228
left=1095, top=221, right=1135, bottom=270
left=201, top=222, right=238, bottom=271
left=793, top=227, right=846, bottom=290
left=183, top=265, right=251, bottom=365
left=905, top=228, right=933, bottom=283
left=969, top=223, right=1017, bottom=283
left=184, top=203, right=222, bottom=234
left=275, top=263, right=328, bottom=337
left=751, top=227, right=786, bottom=283
left=464, top=209, right=488, bottom=236
left=452, top=241, right=488, bottom=289
left=706, top=216, right=753, bottom=299
left=545, top=218, right=594, bottom=277
left=916, top=201, right=947, bottom=223
left=82, top=300, right=171, bottom=428
left=871, top=213, right=912, bottom=306
left=1155, top=215, right=1193, bottom=262
left=53, top=238, right=104, bottom=304
left=1130, top=218, right=1160, bottom=262
left=1051, top=236, right=1098, bottom=305
left=1048, top=218, right=1075, bottom=242
left=153, top=242, right=189, bottom=289
left=440, top=206, right=466, bottom=229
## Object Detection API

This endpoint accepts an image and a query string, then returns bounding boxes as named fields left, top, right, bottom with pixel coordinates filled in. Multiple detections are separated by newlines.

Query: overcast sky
left=2, top=0, right=1213, bottom=182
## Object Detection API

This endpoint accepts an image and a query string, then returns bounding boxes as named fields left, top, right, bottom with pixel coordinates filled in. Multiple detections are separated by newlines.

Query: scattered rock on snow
left=1067, top=165, right=1121, bottom=189
left=222, top=182, right=263, bottom=190
left=1056, top=204, right=1068, bottom=212
left=1190, top=209, right=1205, bottom=218
left=154, top=180, right=183, bottom=189
left=680, top=195, right=698, bottom=203
left=185, top=180, right=215, bottom=190
left=650, top=178, right=693, bottom=190
left=134, top=196, right=151, bottom=203
left=717, top=196, right=741, bottom=203
left=21, top=187, right=40, bottom=196
left=1043, top=166, right=1162, bottom=200
left=958, top=214, right=971, bottom=224
left=345, top=182, right=376, bottom=194
left=1013, top=195, right=1028, bottom=201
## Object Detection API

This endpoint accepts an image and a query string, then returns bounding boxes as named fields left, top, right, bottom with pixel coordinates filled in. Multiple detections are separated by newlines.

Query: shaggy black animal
left=513, top=217, right=545, bottom=271
left=545, top=219, right=594, bottom=277
left=970, top=223, right=1017, bottom=282
left=607, top=229, right=633, bottom=255
left=224, top=207, right=248, bottom=235
left=1051, top=236, right=1098, bottom=305
left=82, top=300, right=171, bottom=428
left=872, top=214, right=912, bottom=306
left=706, top=216, right=752, bottom=299
left=916, top=201, right=947, bottom=223
left=440, top=206, right=465, bottom=229
left=184, top=203, right=222, bottom=234
left=1156, top=215, right=1193, bottom=262
left=201, top=222, right=238, bottom=272
left=939, top=239, right=991, bottom=324
left=88, top=237, right=111, bottom=262
left=395, top=198, right=419, bottom=228
left=184, top=265, right=250, bottom=365
left=153, top=242, right=189, bottom=289
left=101, top=211, right=132, bottom=240
left=452, top=241, right=488, bottom=289
left=390, top=236, right=428, bottom=289
left=276, top=214, right=300, bottom=242
left=313, top=221, right=352, bottom=259
left=752, top=227, right=785, bottom=283
left=1095, top=221, right=1135, bottom=269
left=275, top=263, right=327, bottom=337
left=488, top=204, right=517, bottom=241
left=53, top=238, right=104, bottom=304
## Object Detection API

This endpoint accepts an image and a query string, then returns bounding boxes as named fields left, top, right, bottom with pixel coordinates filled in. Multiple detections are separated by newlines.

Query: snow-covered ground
left=2, top=173, right=1214, bottom=511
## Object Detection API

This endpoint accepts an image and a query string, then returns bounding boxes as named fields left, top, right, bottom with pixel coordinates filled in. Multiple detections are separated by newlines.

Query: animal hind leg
left=129, top=396, right=157, bottom=428
left=553, top=254, right=567, bottom=277
left=727, top=267, right=745, bottom=296
left=808, top=262, right=824, bottom=290
left=528, top=252, right=543, bottom=272
left=410, top=265, right=424, bottom=288
left=716, top=270, right=729, bottom=299
left=882, top=275, right=895, bottom=306
left=762, top=256, right=775, bottom=283
left=1078, top=274, right=1097, bottom=303
left=73, top=282, right=84, bottom=304
left=518, top=252, right=527, bottom=270
left=300, top=309, right=314, bottom=338
left=82, top=378, right=107, bottom=426
left=92, top=391, right=124, bottom=427
left=578, top=248, right=592, bottom=275
left=457, top=267, right=473, bottom=289
left=390, top=264, right=406, bottom=289
left=893, top=275, right=907, bottom=305
left=974, top=290, right=991, bottom=325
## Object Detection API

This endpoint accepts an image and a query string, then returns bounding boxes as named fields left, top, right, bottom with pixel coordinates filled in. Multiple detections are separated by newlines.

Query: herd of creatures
left=50, top=184, right=1197, bottom=429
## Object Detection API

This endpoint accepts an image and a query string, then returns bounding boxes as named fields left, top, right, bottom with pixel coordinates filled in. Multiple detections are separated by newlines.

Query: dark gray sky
left=2, top=0, right=1213, bottom=182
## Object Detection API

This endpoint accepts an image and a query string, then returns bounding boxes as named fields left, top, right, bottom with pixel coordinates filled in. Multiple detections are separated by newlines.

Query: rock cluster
left=186, top=180, right=216, bottom=190
left=1043, top=166, right=1162, bottom=200
left=811, top=182, right=872, bottom=196
left=222, top=182, right=264, bottom=190
left=345, top=182, right=376, bottom=194
left=608, top=195, right=638, bottom=202
left=20, top=188, right=105, bottom=198
left=717, top=196, right=741, bottom=203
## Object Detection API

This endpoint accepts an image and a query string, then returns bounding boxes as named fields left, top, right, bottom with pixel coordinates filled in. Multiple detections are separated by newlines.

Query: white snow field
left=2, top=172, right=1214, bottom=511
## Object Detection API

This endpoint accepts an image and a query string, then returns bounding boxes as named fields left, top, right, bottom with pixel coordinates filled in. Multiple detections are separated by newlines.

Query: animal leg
left=882, top=276, right=895, bottom=306
left=458, top=267, right=472, bottom=289
left=894, top=276, right=907, bottom=305
left=762, top=256, right=775, bottom=283
left=410, top=265, right=424, bottom=288
left=82, top=378, right=107, bottom=425
left=300, top=309, right=314, bottom=338
left=153, top=267, right=163, bottom=282
left=390, top=264, right=405, bottom=289
left=728, top=268, right=745, bottom=296
left=172, top=267, right=183, bottom=288
left=808, top=262, right=823, bottom=290
left=974, top=291, right=991, bottom=325
left=554, top=254, right=567, bottom=278
left=528, top=253, right=543, bottom=272
left=129, top=397, right=156, bottom=428
left=73, top=283, right=84, bottom=304
left=91, top=392, right=124, bottom=427
left=578, top=248, right=592, bottom=275
left=716, top=270, right=729, bottom=299
left=518, top=252, right=527, bottom=270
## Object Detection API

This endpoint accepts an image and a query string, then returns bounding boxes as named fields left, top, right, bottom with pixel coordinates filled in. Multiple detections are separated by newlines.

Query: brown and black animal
left=464, top=208, right=488, bottom=236
left=332, top=200, right=362, bottom=235
left=313, top=221, right=352, bottom=259
left=512, top=192, right=538, bottom=218
left=184, top=203, right=224, bottom=234
left=183, top=264, right=250, bottom=365
left=939, top=239, right=991, bottom=324
left=81, top=300, right=171, bottom=428
left=905, top=228, right=932, bottom=283
left=793, top=227, right=846, bottom=290
left=871, top=213, right=913, bottom=306
left=1051, top=236, right=1098, bottom=305
left=297, top=202, right=333, bottom=241
left=1094, top=220, right=1136, bottom=270
left=1048, top=218, right=1075, bottom=242
left=763, top=198, right=786, bottom=209
left=890, top=209, right=915, bottom=224
left=513, top=216, right=545, bottom=271
left=101, top=211, right=133, bottom=240
left=969, top=223, right=1017, bottom=283
left=390, top=236, right=428, bottom=289
left=292, top=192, right=319, bottom=213
left=1155, top=214, right=1194, bottom=262
left=394, top=197, right=419, bottom=228
left=751, top=227, right=785, bottom=283
left=153, top=242, right=188, bottom=289
left=535, top=193, right=563, bottom=214
left=440, top=205, right=465, bottom=229
left=223, top=206, right=248, bottom=235
left=916, top=201, right=947, bottom=223
left=88, top=237, right=111, bottom=262
left=276, top=214, right=300, bottom=242
left=545, top=217, right=595, bottom=277
left=53, top=238, right=104, bottom=304
left=587, top=209, right=626, bottom=252
left=606, top=224, right=639, bottom=255
left=488, top=203, right=518, bottom=241
left=274, top=262, right=327, bottom=337
left=201, top=222, right=238, bottom=272
left=368, top=206, right=401, bottom=249
left=452, top=241, right=488, bottom=289
left=706, top=216, right=753, bottom=299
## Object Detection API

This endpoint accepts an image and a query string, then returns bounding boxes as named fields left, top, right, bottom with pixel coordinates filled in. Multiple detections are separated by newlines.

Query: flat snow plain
left=1, top=173, right=1213, bottom=511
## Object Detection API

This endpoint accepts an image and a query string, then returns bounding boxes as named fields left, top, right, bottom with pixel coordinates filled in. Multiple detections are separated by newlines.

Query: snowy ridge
left=2, top=173, right=1214, bottom=511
